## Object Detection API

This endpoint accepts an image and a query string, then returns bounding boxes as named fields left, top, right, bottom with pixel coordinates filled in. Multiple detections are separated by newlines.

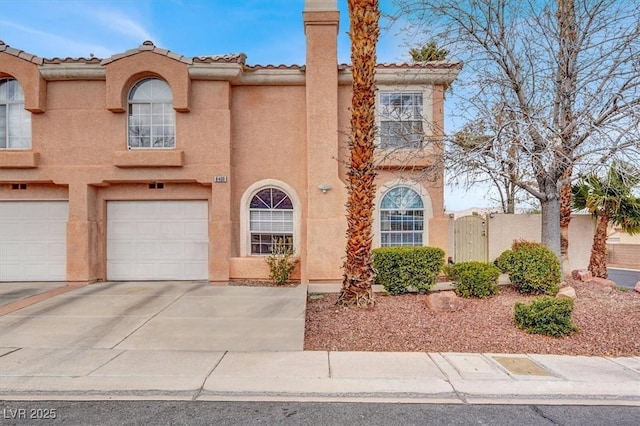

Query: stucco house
left=0, top=0, right=460, bottom=284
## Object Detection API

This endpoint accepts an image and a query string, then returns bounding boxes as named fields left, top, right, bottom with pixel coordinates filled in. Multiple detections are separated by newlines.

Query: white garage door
left=0, top=201, right=68, bottom=281
left=107, top=200, right=209, bottom=280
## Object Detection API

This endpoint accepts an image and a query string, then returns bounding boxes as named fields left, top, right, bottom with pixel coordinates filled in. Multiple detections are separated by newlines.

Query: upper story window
left=378, top=92, right=424, bottom=150
left=249, top=188, right=294, bottom=255
left=0, top=78, right=31, bottom=149
left=380, top=186, right=424, bottom=247
left=128, top=78, right=175, bottom=149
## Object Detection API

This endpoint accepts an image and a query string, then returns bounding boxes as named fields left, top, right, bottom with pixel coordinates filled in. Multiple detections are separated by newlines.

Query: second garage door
left=107, top=200, right=209, bottom=280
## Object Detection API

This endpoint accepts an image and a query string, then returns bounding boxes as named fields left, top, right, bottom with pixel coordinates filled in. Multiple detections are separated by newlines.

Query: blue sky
left=0, top=0, right=489, bottom=210
left=0, top=0, right=410, bottom=64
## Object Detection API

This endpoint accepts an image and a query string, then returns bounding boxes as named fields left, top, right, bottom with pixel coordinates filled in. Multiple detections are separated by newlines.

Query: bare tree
left=338, top=0, right=380, bottom=307
left=451, top=105, right=535, bottom=213
left=393, top=0, right=640, bottom=259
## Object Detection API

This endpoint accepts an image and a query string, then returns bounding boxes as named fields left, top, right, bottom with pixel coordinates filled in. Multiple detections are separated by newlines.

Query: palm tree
left=409, top=42, right=448, bottom=62
left=337, top=0, right=380, bottom=307
left=572, top=163, right=640, bottom=278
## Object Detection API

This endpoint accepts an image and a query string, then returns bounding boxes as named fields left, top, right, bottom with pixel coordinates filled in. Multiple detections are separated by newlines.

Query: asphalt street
left=608, top=268, right=640, bottom=289
left=2, top=401, right=639, bottom=426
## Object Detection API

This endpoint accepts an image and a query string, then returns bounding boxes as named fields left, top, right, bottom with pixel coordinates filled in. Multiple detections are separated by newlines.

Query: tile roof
left=339, top=61, right=463, bottom=70
left=1, top=40, right=461, bottom=74
left=245, top=64, right=306, bottom=71
left=193, top=53, right=247, bottom=64
left=100, top=41, right=192, bottom=65
left=0, top=40, right=43, bottom=65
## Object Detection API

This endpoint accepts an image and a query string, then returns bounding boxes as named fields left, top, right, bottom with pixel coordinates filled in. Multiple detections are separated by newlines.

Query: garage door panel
left=157, top=242, right=182, bottom=258
left=158, top=262, right=183, bottom=277
left=106, top=241, right=134, bottom=260
left=48, top=243, right=66, bottom=256
left=0, top=201, right=68, bottom=282
left=184, top=221, right=208, bottom=237
left=107, top=201, right=208, bottom=281
left=185, top=242, right=208, bottom=259
left=160, top=222, right=185, bottom=238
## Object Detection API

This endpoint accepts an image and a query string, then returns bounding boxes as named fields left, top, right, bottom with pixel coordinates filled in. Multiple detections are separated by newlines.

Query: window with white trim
left=128, top=78, right=175, bottom=149
left=0, top=78, right=31, bottom=149
left=249, top=187, right=294, bottom=254
left=380, top=186, right=424, bottom=247
left=378, top=92, right=424, bottom=149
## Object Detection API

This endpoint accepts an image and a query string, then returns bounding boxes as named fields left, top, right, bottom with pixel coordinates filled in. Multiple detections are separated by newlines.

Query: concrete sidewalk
left=1, top=349, right=639, bottom=404
left=1, top=281, right=639, bottom=404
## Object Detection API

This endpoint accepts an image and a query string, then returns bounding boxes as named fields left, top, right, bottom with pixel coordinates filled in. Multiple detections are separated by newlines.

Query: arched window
left=249, top=188, right=294, bottom=254
left=0, top=78, right=31, bottom=149
left=380, top=187, right=424, bottom=247
left=128, top=78, right=175, bottom=149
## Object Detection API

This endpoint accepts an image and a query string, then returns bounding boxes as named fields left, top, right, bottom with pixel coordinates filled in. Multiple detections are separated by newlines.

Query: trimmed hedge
left=446, top=261, right=500, bottom=299
left=495, top=241, right=561, bottom=295
left=372, top=246, right=445, bottom=295
left=514, top=297, right=578, bottom=337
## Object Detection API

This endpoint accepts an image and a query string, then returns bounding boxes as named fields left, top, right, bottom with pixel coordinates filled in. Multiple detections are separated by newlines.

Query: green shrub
left=372, top=246, right=445, bottom=295
left=494, top=249, right=515, bottom=273
left=514, top=297, right=578, bottom=337
left=495, top=241, right=561, bottom=295
left=447, top=261, right=500, bottom=299
left=265, top=237, right=298, bottom=285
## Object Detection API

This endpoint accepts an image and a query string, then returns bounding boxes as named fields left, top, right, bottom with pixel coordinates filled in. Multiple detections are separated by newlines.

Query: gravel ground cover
left=304, top=279, right=640, bottom=356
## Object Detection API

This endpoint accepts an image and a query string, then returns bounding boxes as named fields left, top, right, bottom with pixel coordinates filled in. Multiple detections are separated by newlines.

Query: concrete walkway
left=1, top=282, right=639, bottom=404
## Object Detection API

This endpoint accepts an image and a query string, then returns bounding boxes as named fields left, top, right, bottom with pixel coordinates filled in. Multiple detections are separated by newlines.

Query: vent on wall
left=11, top=183, right=27, bottom=190
left=148, top=182, right=164, bottom=189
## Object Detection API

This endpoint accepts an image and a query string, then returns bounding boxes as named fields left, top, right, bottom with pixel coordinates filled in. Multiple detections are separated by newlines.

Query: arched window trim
left=127, top=77, right=175, bottom=149
left=0, top=77, right=31, bottom=150
left=373, top=179, right=433, bottom=248
left=240, top=179, right=301, bottom=257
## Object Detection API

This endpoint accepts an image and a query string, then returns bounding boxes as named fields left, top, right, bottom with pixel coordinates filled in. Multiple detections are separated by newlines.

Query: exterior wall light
left=318, top=184, right=332, bottom=193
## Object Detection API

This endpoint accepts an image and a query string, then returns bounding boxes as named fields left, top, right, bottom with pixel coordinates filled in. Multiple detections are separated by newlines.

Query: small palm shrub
left=514, top=297, right=578, bottom=337
left=495, top=241, right=560, bottom=295
left=372, top=246, right=445, bottom=295
left=266, top=237, right=298, bottom=285
left=446, top=261, right=500, bottom=299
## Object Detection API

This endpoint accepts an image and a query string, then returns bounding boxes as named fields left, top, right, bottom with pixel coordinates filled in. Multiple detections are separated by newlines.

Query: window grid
left=380, top=187, right=424, bottom=248
left=128, top=78, right=175, bottom=149
left=0, top=78, right=31, bottom=150
left=379, top=92, right=424, bottom=150
left=249, top=188, right=294, bottom=255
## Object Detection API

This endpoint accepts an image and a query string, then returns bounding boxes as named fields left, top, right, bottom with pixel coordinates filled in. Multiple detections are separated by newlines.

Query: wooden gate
left=454, top=215, right=488, bottom=262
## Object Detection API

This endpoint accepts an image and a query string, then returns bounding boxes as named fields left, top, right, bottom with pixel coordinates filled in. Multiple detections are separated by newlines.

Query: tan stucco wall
left=486, top=214, right=595, bottom=271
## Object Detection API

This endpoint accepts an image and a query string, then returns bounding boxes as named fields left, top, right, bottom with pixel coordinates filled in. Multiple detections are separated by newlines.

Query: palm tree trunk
left=337, top=0, right=380, bottom=307
left=589, top=210, right=610, bottom=278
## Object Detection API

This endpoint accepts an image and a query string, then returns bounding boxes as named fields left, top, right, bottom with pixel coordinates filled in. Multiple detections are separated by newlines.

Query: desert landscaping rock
left=425, top=291, right=466, bottom=313
left=571, top=269, right=593, bottom=281
left=557, top=286, right=576, bottom=300
left=305, top=278, right=640, bottom=356
left=589, top=277, right=617, bottom=287
left=635, top=281, right=640, bottom=293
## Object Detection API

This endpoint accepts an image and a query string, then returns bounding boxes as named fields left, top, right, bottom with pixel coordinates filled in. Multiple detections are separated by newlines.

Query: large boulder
left=634, top=281, right=640, bottom=294
left=426, top=291, right=465, bottom=313
left=571, top=269, right=592, bottom=281
left=556, top=286, right=576, bottom=300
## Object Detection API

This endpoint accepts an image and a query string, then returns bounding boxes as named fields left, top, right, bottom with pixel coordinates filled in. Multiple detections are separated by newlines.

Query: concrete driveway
left=0, top=281, right=306, bottom=352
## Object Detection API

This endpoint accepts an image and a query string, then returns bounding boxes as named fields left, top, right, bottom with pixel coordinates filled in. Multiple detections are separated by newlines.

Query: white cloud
left=0, top=20, right=113, bottom=58
left=90, top=8, right=156, bottom=44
